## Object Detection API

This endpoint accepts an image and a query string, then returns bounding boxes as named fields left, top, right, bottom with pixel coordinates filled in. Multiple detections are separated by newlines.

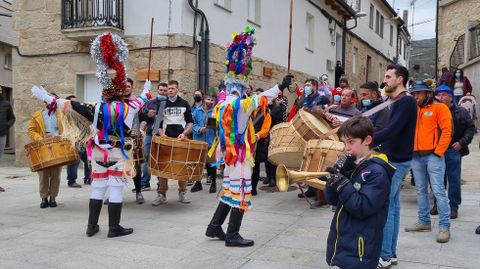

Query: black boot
left=40, top=198, right=49, bottom=208
left=49, top=197, right=57, bottom=207
left=209, top=178, right=217, bottom=193
left=107, top=203, right=133, bottom=238
left=206, top=202, right=230, bottom=240
left=225, top=208, right=254, bottom=247
left=86, top=199, right=102, bottom=237
left=208, top=166, right=217, bottom=193
left=191, top=181, right=203, bottom=192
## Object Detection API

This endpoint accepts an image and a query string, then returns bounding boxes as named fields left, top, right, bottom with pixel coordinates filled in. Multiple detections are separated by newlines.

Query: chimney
left=403, top=10, right=408, bottom=24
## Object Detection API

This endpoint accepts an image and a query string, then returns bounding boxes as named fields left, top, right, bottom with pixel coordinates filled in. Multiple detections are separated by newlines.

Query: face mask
left=304, top=86, right=312, bottom=96
left=205, top=101, right=214, bottom=109
left=455, top=72, right=461, bottom=79
left=157, top=94, right=167, bottom=101
left=334, top=95, right=341, bottom=102
left=194, top=95, right=202, bottom=102
left=168, top=94, right=178, bottom=101
left=362, top=99, right=371, bottom=107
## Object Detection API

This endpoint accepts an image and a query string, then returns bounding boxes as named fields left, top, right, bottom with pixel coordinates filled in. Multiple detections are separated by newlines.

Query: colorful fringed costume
left=205, top=27, right=290, bottom=247
left=31, top=32, right=151, bottom=238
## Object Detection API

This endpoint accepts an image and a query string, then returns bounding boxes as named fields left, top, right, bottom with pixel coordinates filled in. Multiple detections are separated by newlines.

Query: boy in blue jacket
left=325, top=116, right=395, bottom=269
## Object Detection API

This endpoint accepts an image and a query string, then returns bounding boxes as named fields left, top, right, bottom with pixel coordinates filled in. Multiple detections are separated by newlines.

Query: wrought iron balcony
left=61, top=0, right=124, bottom=40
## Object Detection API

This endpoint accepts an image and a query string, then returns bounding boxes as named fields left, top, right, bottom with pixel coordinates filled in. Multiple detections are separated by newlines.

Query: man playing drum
left=28, top=94, right=64, bottom=208
left=151, top=80, right=194, bottom=206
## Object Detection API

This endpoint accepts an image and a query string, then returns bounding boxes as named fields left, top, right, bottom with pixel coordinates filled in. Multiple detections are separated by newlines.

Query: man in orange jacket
left=405, top=81, right=452, bottom=243
left=28, top=97, right=64, bottom=208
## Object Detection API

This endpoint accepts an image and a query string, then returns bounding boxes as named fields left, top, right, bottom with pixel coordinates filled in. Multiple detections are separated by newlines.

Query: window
left=353, top=47, right=358, bottom=74
left=379, top=15, right=384, bottom=38
left=379, top=62, right=383, bottom=82
left=399, top=39, right=402, bottom=55
left=404, top=43, right=407, bottom=60
left=389, top=25, right=394, bottom=46
left=368, top=4, right=375, bottom=29
left=306, top=12, right=314, bottom=51
left=375, top=10, right=380, bottom=34
left=76, top=74, right=103, bottom=103
left=4, top=54, right=12, bottom=70
left=369, top=4, right=374, bottom=29
left=247, top=0, right=261, bottom=25
left=215, top=0, right=232, bottom=12
left=469, top=24, right=480, bottom=60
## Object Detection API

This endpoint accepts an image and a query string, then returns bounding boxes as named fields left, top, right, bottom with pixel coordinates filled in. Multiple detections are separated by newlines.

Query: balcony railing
left=61, top=0, right=124, bottom=30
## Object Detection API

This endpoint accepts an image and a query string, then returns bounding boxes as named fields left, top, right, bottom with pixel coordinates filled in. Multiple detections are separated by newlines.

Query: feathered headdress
left=223, top=26, right=256, bottom=96
left=90, top=32, right=129, bottom=98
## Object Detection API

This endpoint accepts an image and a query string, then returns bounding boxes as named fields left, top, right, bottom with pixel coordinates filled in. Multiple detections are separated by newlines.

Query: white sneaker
left=178, top=191, right=191, bottom=204
left=391, top=255, right=398, bottom=265
left=151, top=193, right=167, bottom=206
left=377, top=257, right=392, bottom=268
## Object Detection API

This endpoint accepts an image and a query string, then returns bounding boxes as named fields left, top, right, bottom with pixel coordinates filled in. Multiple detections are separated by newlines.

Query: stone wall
left=344, top=33, right=393, bottom=90
left=12, top=0, right=313, bottom=166
left=437, top=0, right=480, bottom=72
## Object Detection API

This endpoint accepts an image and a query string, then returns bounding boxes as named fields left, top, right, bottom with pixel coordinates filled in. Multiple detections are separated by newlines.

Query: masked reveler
left=205, top=27, right=292, bottom=247
left=31, top=33, right=152, bottom=238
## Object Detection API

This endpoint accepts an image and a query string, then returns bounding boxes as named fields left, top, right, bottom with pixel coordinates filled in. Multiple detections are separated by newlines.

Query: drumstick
left=287, top=0, right=293, bottom=73
left=147, top=17, right=154, bottom=81
left=286, top=0, right=295, bottom=93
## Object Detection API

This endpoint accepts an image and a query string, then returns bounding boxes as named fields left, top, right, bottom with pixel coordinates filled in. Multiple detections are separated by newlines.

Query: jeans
left=66, top=149, right=91, bottom=184
left=141, top=135, right=152, bottom=187
left=0, top=135, right=6, bottom=160
left=454, top=95, right=463, bottom=104
left=80, top=149, right=91, bottom=181
left=67, top=161, right=80, bottom=184
left=380, top=161, right=410, bottom=259
left=445, top=148, right=462, bottom=210
left=411, top=154, right=450, bottom=230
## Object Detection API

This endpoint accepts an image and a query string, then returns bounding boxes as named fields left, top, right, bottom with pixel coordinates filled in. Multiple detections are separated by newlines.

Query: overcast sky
left=386, top=0, right=436, bottom=41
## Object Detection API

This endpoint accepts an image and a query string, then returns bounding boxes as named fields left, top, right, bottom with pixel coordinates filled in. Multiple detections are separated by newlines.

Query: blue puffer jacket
left=325, top=155, right=395, bottom=269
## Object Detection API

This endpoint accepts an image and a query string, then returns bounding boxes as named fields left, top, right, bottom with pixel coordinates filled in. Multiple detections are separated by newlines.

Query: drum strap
left=152, top=101, right=166, bottom=135
left=324, top=98, right=396, bottom=138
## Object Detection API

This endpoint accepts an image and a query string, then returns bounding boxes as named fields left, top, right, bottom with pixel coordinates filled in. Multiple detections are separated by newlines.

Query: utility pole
left=410, top=0, right=416, bottom=40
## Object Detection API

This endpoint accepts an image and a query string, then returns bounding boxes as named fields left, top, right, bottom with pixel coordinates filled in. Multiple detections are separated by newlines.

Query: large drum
left=268, top=122, right=306, bottom=169
left=291, top=109, right=338, bottom=141
left=25, top=136, right=79, bottom=172
left=149, top=136, right=208, bottom=181
left=301, top=139, right=345, bottom=197
left=301, top=139, right=345, bottom=172
left=131, top=134, right=145, bottom=164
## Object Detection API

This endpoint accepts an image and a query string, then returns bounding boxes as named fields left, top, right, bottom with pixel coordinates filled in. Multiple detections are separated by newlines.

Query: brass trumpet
left=276, top=164, right=329, bottom=192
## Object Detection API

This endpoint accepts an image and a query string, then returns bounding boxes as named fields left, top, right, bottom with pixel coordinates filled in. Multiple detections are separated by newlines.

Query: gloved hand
left=332, top=154, right=357, bottom=178
left=144, top=80, right=152, bottom=91
left=31, top=85, right=54, bottom=104
left=143, top=80, right=152, bottom=93
left=278, top=74, right=294, bottom=91
left=325, top=172, right=350, bottom=193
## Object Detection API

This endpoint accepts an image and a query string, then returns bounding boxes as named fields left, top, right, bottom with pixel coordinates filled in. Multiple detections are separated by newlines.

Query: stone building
left=0, top=0, right=15, bottom=153
left=12, top=0, right=356, bottom=165
left=343, top=0, right=411, bottom=89
left=437, top=0, right=480, bottom=105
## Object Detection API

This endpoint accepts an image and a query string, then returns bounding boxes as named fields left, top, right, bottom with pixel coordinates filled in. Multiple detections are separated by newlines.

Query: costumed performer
left=204, top=26, right=293, bottom=247
left=31, top=32, right=152, bottom=238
